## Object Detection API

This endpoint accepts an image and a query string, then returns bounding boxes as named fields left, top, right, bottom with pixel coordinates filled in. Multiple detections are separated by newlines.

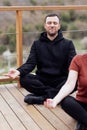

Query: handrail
left=0, top=5, right=87, bottom=11
left=0, top=5, right=87, bottom=82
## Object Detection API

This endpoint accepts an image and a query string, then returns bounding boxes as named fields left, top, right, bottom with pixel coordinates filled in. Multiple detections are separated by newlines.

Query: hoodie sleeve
left=67, top=40, right=76, bottom=68
left=17, top=42, right=37, bottom=76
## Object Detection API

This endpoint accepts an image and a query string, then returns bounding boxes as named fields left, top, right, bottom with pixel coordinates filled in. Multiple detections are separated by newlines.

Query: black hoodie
left=18, top=30, right=76, bottom=79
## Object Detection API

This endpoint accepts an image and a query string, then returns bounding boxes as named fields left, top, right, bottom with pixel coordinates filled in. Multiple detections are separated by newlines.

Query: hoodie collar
left=39, top=29, right=63, bottom=43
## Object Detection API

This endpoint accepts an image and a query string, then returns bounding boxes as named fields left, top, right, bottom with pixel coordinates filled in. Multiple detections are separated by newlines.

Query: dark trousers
left=20, top=73, right=66, bottom=98
left=61, top=96, right=87, bottom=126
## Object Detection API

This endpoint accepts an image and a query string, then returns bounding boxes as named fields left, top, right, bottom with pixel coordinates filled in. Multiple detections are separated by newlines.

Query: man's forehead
left=46, top=16, right=59, bottom=23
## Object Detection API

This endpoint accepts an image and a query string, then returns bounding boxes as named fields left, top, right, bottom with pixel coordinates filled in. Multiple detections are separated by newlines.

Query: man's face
left=44, top=16, right=60, bottom=37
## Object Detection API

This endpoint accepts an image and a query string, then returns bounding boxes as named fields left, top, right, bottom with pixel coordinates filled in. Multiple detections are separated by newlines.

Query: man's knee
left=20, top=76, right=25, bottom=86
left=20, top=74, right=35, bottom=87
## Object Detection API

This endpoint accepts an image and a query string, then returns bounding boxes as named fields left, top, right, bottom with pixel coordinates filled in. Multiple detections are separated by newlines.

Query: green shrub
left=0, top=45, right=6, bottom=54
left=30, top=0, right=37, bottom=5
left=7, top=26, right=16, bottom=52
left=69, top=24, right=79, bottom=39
left=79, top=14, right=87, bottom=22
left=61, top=12, right=71, bottom=22
left=35, top=23, right=44, bottom=32
left=61, top=22, right=68, bottom=31
left=69, top=10, right=77, bottom=21
left=3, top=1, right=11, bottom=6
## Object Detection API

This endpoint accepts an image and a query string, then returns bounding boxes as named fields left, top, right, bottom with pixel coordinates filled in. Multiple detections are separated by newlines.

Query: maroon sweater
left=69, top=54, right=87, bottom=103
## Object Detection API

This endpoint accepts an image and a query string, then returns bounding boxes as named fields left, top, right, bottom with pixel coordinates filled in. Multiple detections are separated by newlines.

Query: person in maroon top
left=44, top=54, right=87, bottom=130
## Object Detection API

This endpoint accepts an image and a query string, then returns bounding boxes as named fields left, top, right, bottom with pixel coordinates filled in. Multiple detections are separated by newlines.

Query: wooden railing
left=0, top=5, right=87, bottom=82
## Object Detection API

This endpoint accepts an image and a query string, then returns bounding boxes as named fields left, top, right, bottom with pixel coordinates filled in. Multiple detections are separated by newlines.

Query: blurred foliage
left=35, top=23, right=44, bottom=32
left=3, top=0, right=11, bottom=6
left=0, top=45, right=6, bottom=54
left=29, top=0, right=37, bottom=5
left=61, top=22, right=68, bottom=31
left=6, top=26, right=16, bottom=52
left=69, top=24, right=79, bottom=39
left=78, top=13, right=87, bottom=22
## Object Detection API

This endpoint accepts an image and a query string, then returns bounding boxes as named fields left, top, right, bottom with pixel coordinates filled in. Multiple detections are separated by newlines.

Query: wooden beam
left=16, top=10, right=23, bottom=67
left=0, top=5, right=87, bottom=11
left=0, top=76, right=19, bottom=82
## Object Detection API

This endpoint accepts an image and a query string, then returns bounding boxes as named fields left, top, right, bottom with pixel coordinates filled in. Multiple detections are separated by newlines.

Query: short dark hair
left=44, top=13, right=60, bottom=23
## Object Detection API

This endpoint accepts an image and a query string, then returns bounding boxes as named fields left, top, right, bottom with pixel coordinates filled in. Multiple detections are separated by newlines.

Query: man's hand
left=4, top=68, right=20, bottom=79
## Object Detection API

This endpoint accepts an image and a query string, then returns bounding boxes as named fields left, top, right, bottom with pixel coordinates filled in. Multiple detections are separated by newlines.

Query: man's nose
left=50, top=23, right=54, bottom=26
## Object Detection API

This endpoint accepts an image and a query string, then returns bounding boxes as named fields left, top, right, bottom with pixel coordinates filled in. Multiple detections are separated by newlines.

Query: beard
left=47, top=28, right=58, bottom=37
left=47, top=31, right=58, bottom=37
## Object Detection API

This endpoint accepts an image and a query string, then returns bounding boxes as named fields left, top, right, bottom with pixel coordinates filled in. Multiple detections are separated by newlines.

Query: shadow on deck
left=0, top=83, right=76, bottom=130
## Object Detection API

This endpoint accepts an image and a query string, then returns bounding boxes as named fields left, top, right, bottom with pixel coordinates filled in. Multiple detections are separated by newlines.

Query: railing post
left=16, top=10, right=23, bottom=67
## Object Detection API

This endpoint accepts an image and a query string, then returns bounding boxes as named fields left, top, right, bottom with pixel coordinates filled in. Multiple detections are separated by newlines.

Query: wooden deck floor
left=0, top=83, right=76, bottom=130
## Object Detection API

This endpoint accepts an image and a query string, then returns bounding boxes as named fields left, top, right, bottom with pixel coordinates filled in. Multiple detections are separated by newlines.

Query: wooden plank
left=5, top=83, right=56, bottom=130
left=19, top=84, right=72, bottom=130
left=0, top=5, right=87, bottom=11
left=0, top=76, right=19, bottom=82
left=35, top=105, right=70, bottom=130
left=0, top=84, right=41, bottom=130
left=0, top=95, right=26, bottom=130
left=51, top=106, right=76, bottom=130
left=0, top=111, right=11, bottom=130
